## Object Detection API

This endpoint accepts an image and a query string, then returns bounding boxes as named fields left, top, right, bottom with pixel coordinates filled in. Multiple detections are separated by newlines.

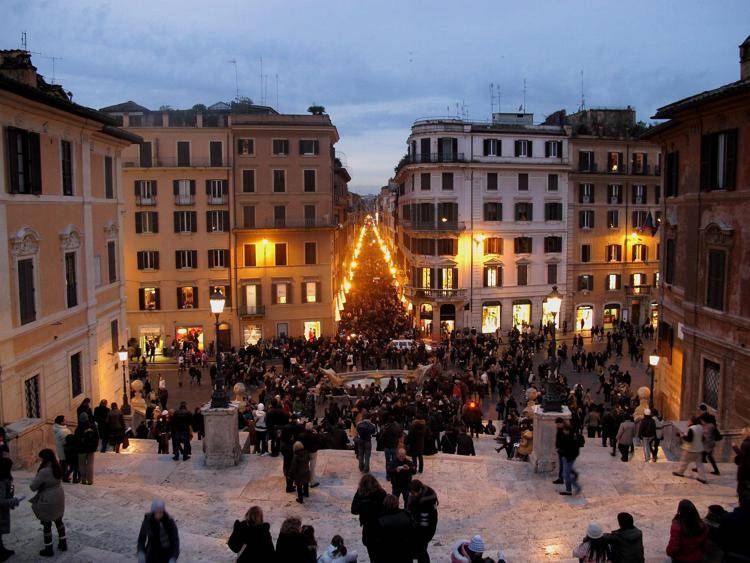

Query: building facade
left=393, top=114, right=569, bottom=337
left=645, top=38, right=750, bottom=428
left=0, top=51, right=137, bottom=449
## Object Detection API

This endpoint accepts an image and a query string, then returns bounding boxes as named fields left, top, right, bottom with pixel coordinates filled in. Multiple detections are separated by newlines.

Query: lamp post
left=545, top=285, right=563, bottom=343
left=648, top=351, right=660, bottom=406
left=209, top=289, right=228, bottom=408
left=117, top=345, right=129, bottom=413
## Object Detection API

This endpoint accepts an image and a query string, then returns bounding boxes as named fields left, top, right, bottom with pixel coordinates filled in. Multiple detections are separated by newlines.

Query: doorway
left=276, top=322, right=289, bottom=338
left=217, top=323, right=231, bottom=352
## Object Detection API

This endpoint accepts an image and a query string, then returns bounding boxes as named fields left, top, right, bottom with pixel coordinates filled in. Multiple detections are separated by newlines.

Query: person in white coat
left=52, top=416, right=71, bottom=483
left=317, top=534, right=357, bottom=562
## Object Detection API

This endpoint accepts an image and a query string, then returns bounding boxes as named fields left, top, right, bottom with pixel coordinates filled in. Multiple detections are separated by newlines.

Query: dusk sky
left=4, top=1, right=748, bottom=194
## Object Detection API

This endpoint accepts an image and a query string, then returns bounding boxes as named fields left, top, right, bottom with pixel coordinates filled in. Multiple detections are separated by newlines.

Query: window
left=420, top=173, right=431, bottom=191
left=441, top=172, right=454, bottom=190
left=24, top=375, right=41, bottom=418
left=581, top=244, right=591, bottom=263
left=579, top=183, right=594, bottom=203
left=547, top=174, right=558, bottom=191
left=274, top=205, right=286, bottom=227
left=272, top=282, right=291, bottom=304
left=607, top=151, right=623, bottom=173
left=518, top=173, right=529, bottom=191
left=272, top=139, right=289, bottom=155
left=702, top=359, right=721, bottom=410
left=578, top=274, right=594, bottom=291
left=206, top=179, right=228, bottom=201
left=136, top=250, right=159, bottom=270
left=579, top=210, right=594, bottom=229
left=135, top=211, right=158, bottom=234
left=304, top=205, right=316, bottom=227
left=544, top=202, right=562, bottom=221
left=413, top=239, right=435, bottom=255
left=605, top=273, right=621, bottom=290
left=302, top=281, right=321, bottom=303
left=208, top=249, right=229, bottom=268
left=514, top=140, right=533, bottom=157
left=299, top=139, right=320, bottom=155
left=607, top=210, right=619, bottom=229
left=632, top=210, right=648, bottom=228
left=547, top=263, right=558, bottom=284
left=514, top=237, right=532, bottom=254
left=64, top=251, right=78, bottom=308
left=483, top=265, right=502, bottom=287
left=517, top=264, right=528, bottom=286
left=103, top=156, right=114, bottom=199
left=544, top=140, right=562, bottom=157
left=275, top=243, right=287, bottom=266
left=665, top=151, right=679, bottom=197
left=701, top=129, right=737, bottom=191
left=665, top=238, right=676, bottom=284
left=243, top=206, right=256, bottom=228
left=483, top=202, right=502, bottom=221
left=18, top=258, right=36, bottom=324
left=177, top=141, right=190, bottom=166
left=61, top=140, right=73, bottom=195
left=173, top=179, right=195, bottom=204
left=483, top=139, right=501, bottom=156
left=655, top=185, right=661, bottom=205
left=515, top=202, right=533, bottom=221
left=273, top=170, right=286, bottom=192
left=237, top=138, right=254, bottom=156
left=305, top=242, right=317, bottom=265
left=173, top=211, right=197, bottom=233
left=438, top=238, right=457, bottom=255
left=606, top=244, right=622, bottom=262
left=484, top=237, right=503, bottom=255
left=107, top=240, right=117, bottom=283
left=705, top=249, right=727, bottom=310
left=177, top=286, right=198, bottom=309
left=607, top=184, right=623, bottom=204
left=175, top=250, right=198, bottom=269
left=304, top=170, right=316, bottom=192
left=631, top=152, right=647, bottom=174
left=578, top=150, right=595, bottom=171
left=110, top=318, right=119, bottom=354
left=632, top=184, right=647, bottom=204
left=206, top=210, right=229, bottom=232
left=139, top=141, right=152, bottom=167
left=631, top=272, right=648, bottom=287
left=437, top=202, right=457, bottom=225
left=544, top=236, right=562, bottom=253
left=205, top=141, right=223, bottom=169
left=487, top=173, right=498, bottom=191
left=241, top=169, right=256, bottom=193
left=419, top=267, right=432, bottom=288
left=437, top=137, right=458, bottom=161
left=632, top=244, right=648, bottom=262
left=438, top=267, right=457, bottom=289
left=70, top=352, right=83, bottom=397
left=244, top=244, right=257, bottom=267
left=135, top=180, right=157, bottom=204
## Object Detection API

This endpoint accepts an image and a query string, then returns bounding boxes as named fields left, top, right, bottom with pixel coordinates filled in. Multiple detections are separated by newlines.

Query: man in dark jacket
left=456, top=426, right=475, bottom=456
left=356, top=412, right=377, bottom=473
left=373, top=494, right=415, bottom=563
left=407, top=416, right=427, bottom=473
left=407, top=480, right=438, bottom=563
left=638, top=409, right=657, bottom=462
left=552, top=417, right=566, bottom=485
left=170, top=402, right=192, bottom=461
left=265, top=399, right=289, bottom=457
left=388, top=448, right=416, bottom=507
left=93, top=400, right=110, bottom=453
left=380, top=417, right=403, bottom=473
left=137, top=499, right=179, bottom=563
left=557, top=422, right=581, bottom=496
left=605, top=512, right=644, bottom=563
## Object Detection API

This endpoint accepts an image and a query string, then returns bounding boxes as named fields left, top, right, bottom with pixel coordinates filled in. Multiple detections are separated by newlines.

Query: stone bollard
left=202, top=401, right=241, bottom=468
left=530, top=405, right=571, bottom=473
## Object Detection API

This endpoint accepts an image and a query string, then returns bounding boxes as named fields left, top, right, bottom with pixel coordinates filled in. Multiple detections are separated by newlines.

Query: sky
left=3, top=1, right=748, bottom=194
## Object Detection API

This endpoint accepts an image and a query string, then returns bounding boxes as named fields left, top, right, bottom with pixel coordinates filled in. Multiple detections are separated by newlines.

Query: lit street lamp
left=117, top=345, right=130, bottom=414
left=209, top=288, right=228, bottom=408
left=647, top=351, right=660, bottom=403
left=545, top=285, right=563, bottom=341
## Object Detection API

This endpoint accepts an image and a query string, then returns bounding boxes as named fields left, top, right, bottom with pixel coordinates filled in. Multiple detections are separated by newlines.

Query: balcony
left=402, top=219, right=464, bottom=232
left=406, top=286, right=467, bottom=300
left=626, top=285, right=652, bottom=296
left=409, top=152, right=467, bottom=164
left=123, top=157, right=226, bottom=168
left=174, top=194, right=195, bottom=206
left=578, top=162, right=598, bottom=173
left=207, top=195, right=229, bottom=205
left=135, top=196, right=157, bottom=206
left=238, top=218, right=336, bottom=230
left=239, top=305, right=265, bottom=317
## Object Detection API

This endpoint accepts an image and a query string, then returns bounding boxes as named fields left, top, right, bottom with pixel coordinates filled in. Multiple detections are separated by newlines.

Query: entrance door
left=277, top=322, right=289, bottom=337
left=217, top=323, right=231, bottom=351
left=631, top=302, right=641, bottom=325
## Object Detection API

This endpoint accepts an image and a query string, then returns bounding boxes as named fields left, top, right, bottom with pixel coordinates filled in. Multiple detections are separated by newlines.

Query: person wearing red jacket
left=666, top=499, right=708, bottom=563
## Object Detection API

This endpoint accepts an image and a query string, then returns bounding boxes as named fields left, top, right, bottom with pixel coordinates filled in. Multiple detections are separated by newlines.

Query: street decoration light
left=117, top=345, right=130, bottom=413
left=209, top=288, right=228, bottom=408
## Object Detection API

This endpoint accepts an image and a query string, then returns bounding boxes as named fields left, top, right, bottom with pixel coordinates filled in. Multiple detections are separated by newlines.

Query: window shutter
left=617, top=152, right=623, bottom=171
left=135, top=213, right=143, bottom=233
left=483, top=267, right=488, bottom=287
left=313, top=140, right=319, bottom=155
left=173, top=212, right=179, bottom=232
left=173, top=180, right=179, bottom=195
left=6, top=129, right=19, bottom=193
left=154, top=252, right=160, bottom=270
left=191, top=250, right=197, bottom=267
left=205, top=180, right=211, bottom=194
left=137, top=252, right=144, bottom=270
left=527, top=141, right=533, bottom=158
left=152, top=212, right=159, bottom=233
left=643, top=153, right=648, bottom=170
left=436, top=268, right=443, bottom=290
left=176, top=288, right=183, bottom=308
left=298, top=140, right=304, bottom=155
left=191, top=212, right=197, bottom=232
left=483, top=139, right=490, bottom=156
left=222, top=211, right=229, bottom=229
left=206, top=211, right=211, bottom=232
left=545, top=141, right=550, bottom=158
left=301, top=283, right=306, bottom=303
left=557, top=141, right=563, bottom=157
left=193, top=287, right=199, bottom=309
left=315, top=282, right=321, bottom=303
left=579, top=212, right=585, bottom=229
left=222, top=180, right=229, bottom=195
left=642, top=186, right=648, bottom=204
left=631, top=187, right=637, bottom=205
left=256, top=285, right=262, bottom=306
left=154, top=288, right=161, bottom=310
left=134, top=181, right=140, bottom=196
left=151, top=181, right=157, bottom=196
left=287, top=283, right=293, bottom=304
left=452, top=268, right=458, bottom=289
left=578, top=185, right=584, bottom=203
left=138, top=288, right=145, bottom=309
left=208, top=250, right=214, bottom=268
left=451, top=138, right=458, bottom=158
left=190, top=180, right=196, bottom=195
left=514, top=140, right=521, bottom=157
left=271, top=283, right=278, bottom=304
left=28, top=132, right=42, bottom=194
left=725, top=130, right=738, bottom=189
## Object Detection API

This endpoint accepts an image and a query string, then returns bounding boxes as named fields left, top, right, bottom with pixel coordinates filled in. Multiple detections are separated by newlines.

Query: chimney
left=741, top=35, right=750, bottom=81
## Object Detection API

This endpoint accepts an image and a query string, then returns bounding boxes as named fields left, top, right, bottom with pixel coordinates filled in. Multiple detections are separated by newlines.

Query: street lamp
left=209, top=288, right=228, bottom=408
left=117, top=345, right=130, bottom=413
left=545, top=285, right=563, bottom=338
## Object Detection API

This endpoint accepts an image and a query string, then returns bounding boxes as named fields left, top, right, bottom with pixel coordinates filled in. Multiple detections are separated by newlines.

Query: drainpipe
left=469, top=129, right=474, bottom=331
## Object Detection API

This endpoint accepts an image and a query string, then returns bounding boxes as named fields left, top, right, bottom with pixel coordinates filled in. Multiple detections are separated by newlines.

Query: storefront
left=512, top=299, right=532, bottom=329
left=138, top=326, right=163, bottom=355
left=243, top=324, right=262, bottom=345
left=481, top=302, right=502, bottom=334
left=575, top=305, right=594, bottom=331
left=541, top=302, right=561, bottom=329
left=603, top=303, right=621, bottom=329
left=649, top=301, right=659, bottom=328
left=419, top=304, right=434, bottom=336
left=303, top=321, right=321, bottom=341
left=175, top=326, right=204, bottom=351
left=439, top=304, right=455, bottom=336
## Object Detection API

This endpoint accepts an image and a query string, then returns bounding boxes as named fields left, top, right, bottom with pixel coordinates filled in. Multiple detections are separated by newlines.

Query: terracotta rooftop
left=651, top=78, right=750, bottom=120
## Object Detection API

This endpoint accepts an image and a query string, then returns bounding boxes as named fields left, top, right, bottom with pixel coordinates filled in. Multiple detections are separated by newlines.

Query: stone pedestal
left=202, top=402, right=241, bottom=468
left=530, top=405, right=571, bottom=473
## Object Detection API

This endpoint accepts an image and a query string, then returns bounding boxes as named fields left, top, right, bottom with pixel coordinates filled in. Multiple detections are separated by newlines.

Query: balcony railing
left=207, top=195, right=229, bottom=205
left=238, top=218, right=336, bottom=230
left=625, top=285, right=652, bottom=296
left=123, top=157, right=226, bottom=168
left=135, top=196, right=157, bottom=206
left=409, top=152, right=467, bottom=164
left=239, top=305, right=265, bottom=317
left=406, top=287, right=467, bottom=300
left=174, top=194, right=195, bottom=206
left=578, top=162, right=660, bottom=176
left=402, top=219, right=464, bottom=232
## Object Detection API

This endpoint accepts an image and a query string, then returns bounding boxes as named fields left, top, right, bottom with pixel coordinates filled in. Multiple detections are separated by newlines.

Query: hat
left=151, top=499, right=165, bottom=513
left=256, top=403, right=264, bottom=411
left=586, top=522, right=604, bottom=540
left=644, top=409, right=651, bottom=416
left=78, top=412, right=89, bottom=423
left=468, top=535, right=485, bottom=553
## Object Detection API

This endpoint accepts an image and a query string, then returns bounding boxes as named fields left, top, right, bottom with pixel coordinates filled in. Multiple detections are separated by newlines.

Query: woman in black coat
left=351, top=474, right=387, bottom=562
left=227, top=506, right=274, bottom=562
left=0, top=458, right=20, bottom=560
left=407, top=480, right=438, bottom=563
left=275, top=517, right=308, bottom=563
left=372, top=494, right=415, bottom=563
left=137, top=500, right=179, bottom=563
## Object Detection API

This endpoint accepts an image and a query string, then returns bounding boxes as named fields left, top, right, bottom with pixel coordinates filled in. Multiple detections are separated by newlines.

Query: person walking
left=253, top=403, right=268, bottom=455
left=665, top=499, right=707, bottom=563
left=407, top=479, right=438, bottom=563
left=387, top=448, right=416, bottom=507
left=615, top=415, right=635, bottom=462
left=651, top=409, right=665, bottom=461
left=289, top=441, right=311, bottom=504
left=93, top=399, right=109, bottom=453
left=351, top=474, right=387, bottom=563
left=29, top=449, right=66, bottom=557
left=0, top=458, right=21, bottom=561
left=672, top=417, right=708, bottom=484
left=700, top=417, right=721, bottom=476
left=300, top=422, right=320, bottom=487
left=170, top=402, right=192, bottom=461
left=558, top=421, right=581, bottom=496
left=106, top=403, right=126, bottom=453
left=137, top=500, right=180, bottom=563
left=638, top=409, right=656, bottom=462
left=74, top=412, right=99, bottom=485
left=407, top=414, right=427, bottom=474
left=355, top=411, right=377, bottom=473
left=318, top=534, right=358, bottom=563
left=52, top=416, right=71, bottom=482
left=227, top=505, right=275, bottom=562
left=380, top=416, right=403, bottom=475
left=605, top=512, right=644, bottom=563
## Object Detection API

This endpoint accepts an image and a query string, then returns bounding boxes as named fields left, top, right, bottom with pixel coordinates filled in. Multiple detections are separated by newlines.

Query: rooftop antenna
left=579, top=69, right=586, bottom=111
left=522, top=78, right=527, bottom=113
left=21, top=31, right=27, bottom=51
left=259, top=56, right=263, bottom=105
left=490, top=83, right=495, bottom=114
left=275, top=74, right=279, bottom=110
left=497, top=82, right=501, bottom=113
left=228, top=59, right=239, bottom=100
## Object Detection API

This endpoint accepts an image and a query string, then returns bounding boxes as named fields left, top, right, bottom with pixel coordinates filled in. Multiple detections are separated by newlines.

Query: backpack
left=80, top=426, right=98, bottom=452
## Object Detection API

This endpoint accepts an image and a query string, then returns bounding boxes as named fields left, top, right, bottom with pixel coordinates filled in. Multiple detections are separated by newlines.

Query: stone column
left=202, top=401, right=241, bottom=468
left=530, top=405, right=571, bottom=473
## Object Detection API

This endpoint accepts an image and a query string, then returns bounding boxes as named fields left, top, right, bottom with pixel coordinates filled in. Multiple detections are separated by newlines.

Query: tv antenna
left=522, top=78, right=527, bottom=113
left=578, top=70, right=586, bottom=111
left=228, top=59, right=239, bottom=100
